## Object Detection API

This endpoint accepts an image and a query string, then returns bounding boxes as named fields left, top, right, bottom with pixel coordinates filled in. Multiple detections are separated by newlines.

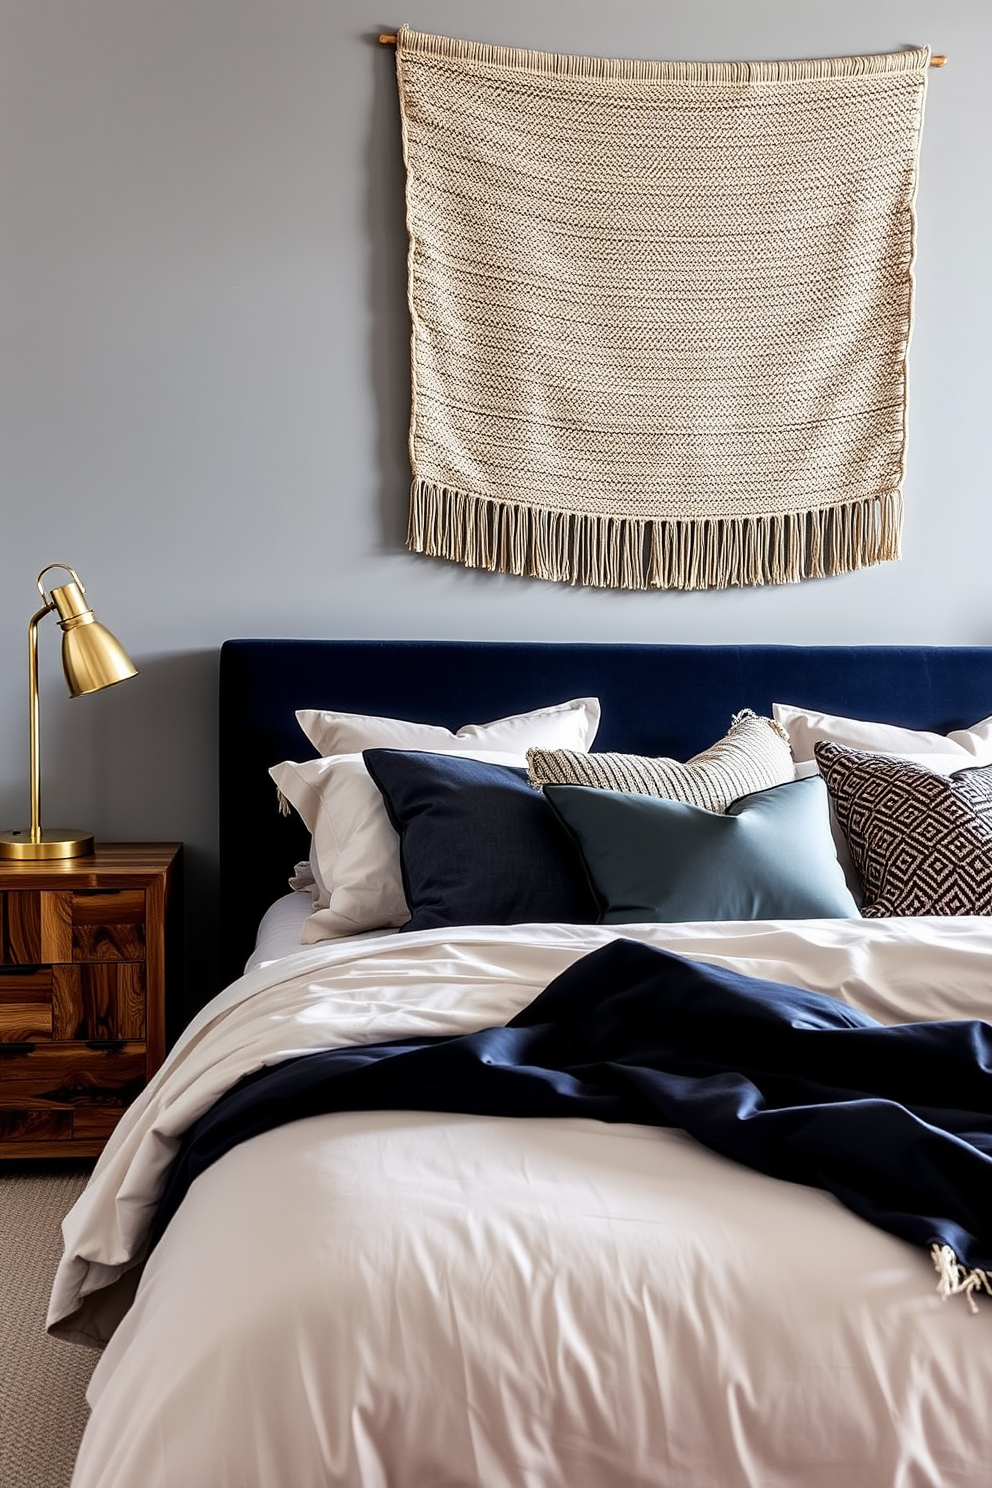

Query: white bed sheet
left=53, top=918, right=992, bottom=1488
left=244, top=888, right=312, bottom=969
left=245, top=890, right=399, bottom=972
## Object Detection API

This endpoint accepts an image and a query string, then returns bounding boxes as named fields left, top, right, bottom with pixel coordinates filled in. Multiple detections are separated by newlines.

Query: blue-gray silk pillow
left=545, top=775, right=859, bottom=923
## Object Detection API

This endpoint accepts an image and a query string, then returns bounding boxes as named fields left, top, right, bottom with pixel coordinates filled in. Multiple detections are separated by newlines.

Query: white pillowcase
left=775, top=704, right=992, bottom=903
left=773, top=703, right=992, bottom=767
left=296, top=697, right=601, bottom=757
left=270, top=751, right=527, bottom=942
left=275, top=698, right=601, bottom=942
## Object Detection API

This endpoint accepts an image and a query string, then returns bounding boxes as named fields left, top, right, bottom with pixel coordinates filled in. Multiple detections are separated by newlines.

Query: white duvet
left=52, top=918, right=992, bottom=1488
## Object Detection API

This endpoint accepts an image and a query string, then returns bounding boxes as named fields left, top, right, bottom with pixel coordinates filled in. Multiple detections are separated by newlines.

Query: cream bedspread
left=53, top=919, right=992, bottom=1487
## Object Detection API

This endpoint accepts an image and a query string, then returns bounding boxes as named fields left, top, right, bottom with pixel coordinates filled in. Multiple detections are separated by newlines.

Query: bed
left=50, top=639, right=992, bottom=1488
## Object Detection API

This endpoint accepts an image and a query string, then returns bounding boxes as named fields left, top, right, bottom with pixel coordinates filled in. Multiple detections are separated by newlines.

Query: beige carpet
left=0, top=1162, right=96, bottom=1488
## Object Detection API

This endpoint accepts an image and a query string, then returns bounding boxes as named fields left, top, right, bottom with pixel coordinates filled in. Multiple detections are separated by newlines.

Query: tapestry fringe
left=407, top=480, right=904, bottom=591
left=931, top=1243, right=992, bottom=1314
left=396, top=27, right=930, bottom=85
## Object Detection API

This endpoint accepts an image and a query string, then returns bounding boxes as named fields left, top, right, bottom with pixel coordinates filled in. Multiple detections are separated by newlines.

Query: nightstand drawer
left=0, top=964, right=145, bottom=1042
left=0, top=967, right=53, bottom=1040
left=0, top=888, right=146, bottom=964
left=71, top=889, right=146, bottom=961
left=53, top=963, right=146, bottom=1040
left=0, top=1040, right=146, bottom=1143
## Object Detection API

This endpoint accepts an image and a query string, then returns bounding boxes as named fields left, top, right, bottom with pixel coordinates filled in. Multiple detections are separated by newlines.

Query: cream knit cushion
left=528, top=712, right=794, bottom=812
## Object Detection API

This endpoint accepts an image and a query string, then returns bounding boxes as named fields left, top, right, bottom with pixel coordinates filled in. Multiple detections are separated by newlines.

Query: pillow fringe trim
left=396, top=28, right=930, bottom=85
left=407, top=479, right=903, bottom=590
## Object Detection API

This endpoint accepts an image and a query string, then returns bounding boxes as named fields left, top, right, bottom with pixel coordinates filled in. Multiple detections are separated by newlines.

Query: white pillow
left=773, top=703, right=992, bottom=767
left=270, top=750, right=527, bottom=942
left=296, top=697, right=601, bottom=757
left=776, top=705, right=992, bottom=903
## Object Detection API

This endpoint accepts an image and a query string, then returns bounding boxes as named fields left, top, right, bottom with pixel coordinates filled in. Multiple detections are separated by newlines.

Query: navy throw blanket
left=152, top=940, right=992, bottom=1282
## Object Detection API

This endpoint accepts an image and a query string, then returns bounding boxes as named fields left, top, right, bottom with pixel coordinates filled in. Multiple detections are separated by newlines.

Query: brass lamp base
left=0, top=829, right=95, bottom=860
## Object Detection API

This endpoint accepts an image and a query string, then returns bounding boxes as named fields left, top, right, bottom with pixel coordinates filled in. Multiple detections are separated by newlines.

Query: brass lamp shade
left=0, top=565, right=138, bottom=861
left=51, top=580, right=139, bottom=697
left=62, top=620, right=138, bottom=696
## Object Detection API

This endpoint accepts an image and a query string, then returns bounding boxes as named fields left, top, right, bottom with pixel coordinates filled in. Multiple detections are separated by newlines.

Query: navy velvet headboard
left=219, top=639, right=992, bottom=984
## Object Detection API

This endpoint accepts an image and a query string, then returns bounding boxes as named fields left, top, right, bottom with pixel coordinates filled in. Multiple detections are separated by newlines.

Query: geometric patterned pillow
left=815, top=740, right=992, bottom=916
left=527, top=710, right=794, bottom=814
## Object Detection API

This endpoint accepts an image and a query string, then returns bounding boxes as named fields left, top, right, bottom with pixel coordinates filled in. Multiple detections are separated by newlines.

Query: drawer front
left=0, top=966, right=53, bottom=1041
left=0, top=889, right=146, bottom=964
left=0, top=1041, right=146, bottom=1143
left=0, top=964, right=145, bottom=1043
left=1, top=891, right=72, bottom=964
left=52, top=963, right=146, bottom=1040
left=71, top=889, right=146, bottom=961
left=0, top=1106, right=73, bottom=1142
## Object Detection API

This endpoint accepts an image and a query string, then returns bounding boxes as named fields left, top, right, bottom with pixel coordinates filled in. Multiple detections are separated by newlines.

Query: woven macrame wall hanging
left=393, top=28, right=929, bottom=590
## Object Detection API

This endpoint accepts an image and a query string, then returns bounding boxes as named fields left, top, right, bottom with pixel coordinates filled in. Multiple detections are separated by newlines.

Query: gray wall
left=1, top=1, right=989, bottom=1015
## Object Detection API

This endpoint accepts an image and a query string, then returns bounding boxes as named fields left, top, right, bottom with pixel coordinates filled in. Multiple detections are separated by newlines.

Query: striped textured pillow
left=527, top=711, right=793, bottom=813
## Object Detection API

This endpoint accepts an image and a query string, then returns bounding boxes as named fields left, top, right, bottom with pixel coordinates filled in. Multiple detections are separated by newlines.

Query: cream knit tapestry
left=394, top=29, right=929, bottom=590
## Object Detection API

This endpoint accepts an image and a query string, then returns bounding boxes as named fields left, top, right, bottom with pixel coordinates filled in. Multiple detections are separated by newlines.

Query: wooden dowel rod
left=377, top=33, right=947, bottom=66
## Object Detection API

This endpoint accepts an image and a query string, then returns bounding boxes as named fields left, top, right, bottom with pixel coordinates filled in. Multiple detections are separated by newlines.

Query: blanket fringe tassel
left=407, top=480, right=903, bottom=590
left=930, top=1243, right=992, bottom=1314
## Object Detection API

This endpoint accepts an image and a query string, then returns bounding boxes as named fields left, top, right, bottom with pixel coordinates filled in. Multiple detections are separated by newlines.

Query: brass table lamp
left=0, top=564, right=138, bottom=860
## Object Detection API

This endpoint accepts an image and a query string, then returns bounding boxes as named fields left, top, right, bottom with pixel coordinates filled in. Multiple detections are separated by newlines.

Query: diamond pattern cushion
left=815, top=741, right=992, bottom=917
left=528, top=711, right=793, bottom=813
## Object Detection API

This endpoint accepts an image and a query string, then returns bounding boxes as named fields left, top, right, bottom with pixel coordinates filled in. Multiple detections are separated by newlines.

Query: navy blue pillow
left=363, top=750, right=599, bottom=932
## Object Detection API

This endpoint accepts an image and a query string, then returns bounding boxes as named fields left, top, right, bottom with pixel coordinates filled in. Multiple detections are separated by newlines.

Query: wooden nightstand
left=0, top=843, right=181, bottom=1159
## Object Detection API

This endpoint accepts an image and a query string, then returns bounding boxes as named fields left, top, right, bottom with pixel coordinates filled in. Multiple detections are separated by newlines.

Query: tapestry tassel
left=930, top=1242, right=992, bottom=1314
left=407, top=479, right=903, bottom=591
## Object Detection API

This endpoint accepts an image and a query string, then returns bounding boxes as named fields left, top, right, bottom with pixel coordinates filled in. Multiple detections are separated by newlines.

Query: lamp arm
left=27, top=601, right=53, bottom=844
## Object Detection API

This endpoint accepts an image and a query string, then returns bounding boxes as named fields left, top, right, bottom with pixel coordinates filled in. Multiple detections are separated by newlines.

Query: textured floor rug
left=0, top=1162, right=95, bottom=1488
